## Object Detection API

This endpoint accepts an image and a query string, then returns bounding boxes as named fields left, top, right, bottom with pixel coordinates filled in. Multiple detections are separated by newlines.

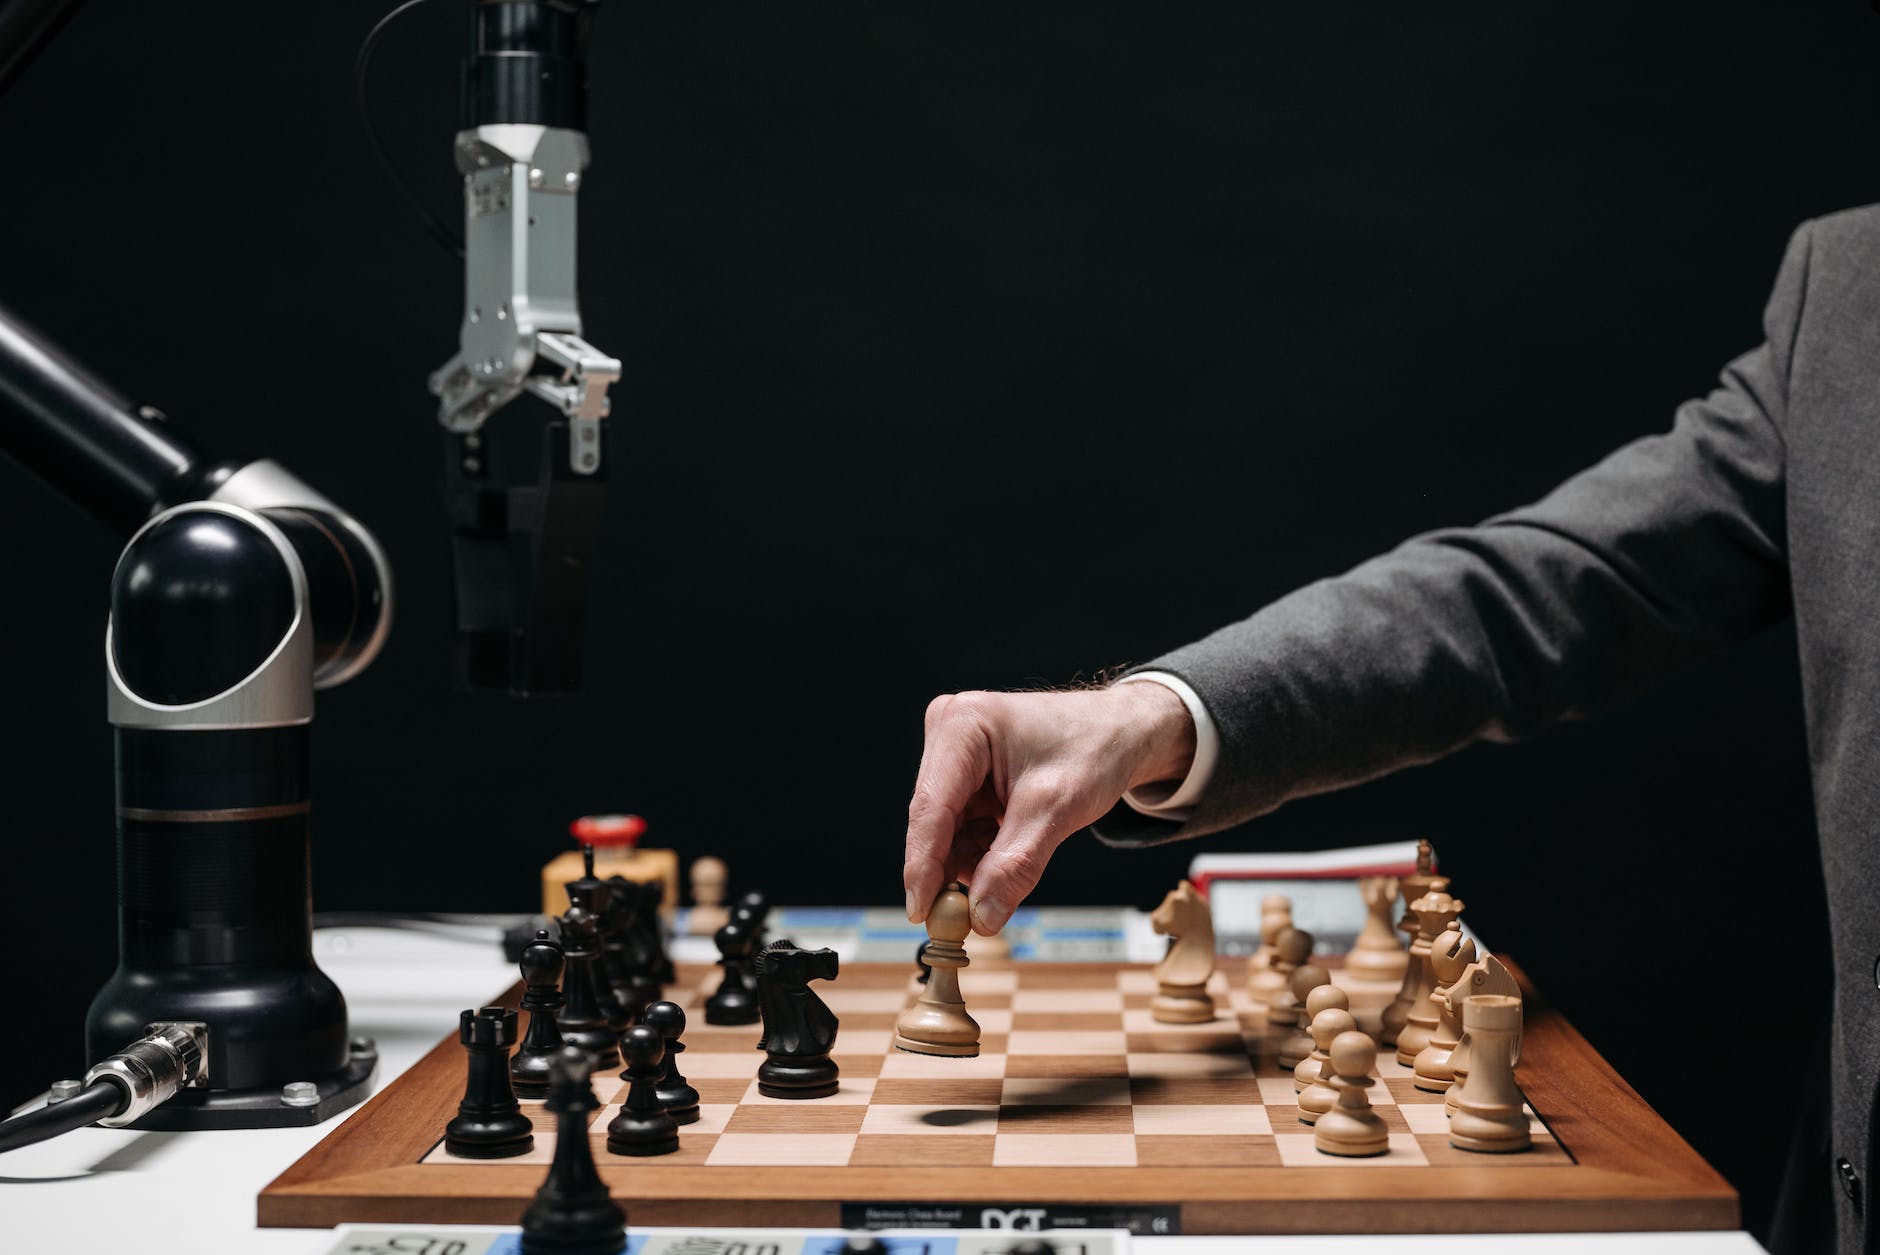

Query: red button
left=569, top=813, right=647, bottom=848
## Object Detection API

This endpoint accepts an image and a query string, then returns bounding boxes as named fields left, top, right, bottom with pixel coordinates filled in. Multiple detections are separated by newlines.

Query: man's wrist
left=1114, top=678, right=1198, bottom=790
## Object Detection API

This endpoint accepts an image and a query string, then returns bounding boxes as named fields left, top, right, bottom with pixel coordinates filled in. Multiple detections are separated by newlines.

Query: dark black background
left=0, top=0, right=1865, bottom=1239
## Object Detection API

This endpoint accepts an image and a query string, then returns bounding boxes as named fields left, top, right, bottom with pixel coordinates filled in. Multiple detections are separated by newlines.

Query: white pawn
left=1296, top=1006, right=1356, bottom=1125
left=1246, top=895, right=1294, bottom=988
left=1292, top=983, right=1349, bottom=1090
left=1314, top=1031, right=1390, bottom=1157
left=1255, top=923, right=1310, bottom=1008
left=1448, top=995, right=1530, bottom=1153
left=1275, top=964, right=1329, bottom=1069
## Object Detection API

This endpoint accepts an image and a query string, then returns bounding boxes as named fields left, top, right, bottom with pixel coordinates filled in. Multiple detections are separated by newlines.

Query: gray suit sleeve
left=1092, top=222, right=1808, bottom=848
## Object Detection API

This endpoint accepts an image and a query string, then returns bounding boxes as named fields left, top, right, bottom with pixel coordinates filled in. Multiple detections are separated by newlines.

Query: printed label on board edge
left=838, top=1202, right=1179, bottom=1234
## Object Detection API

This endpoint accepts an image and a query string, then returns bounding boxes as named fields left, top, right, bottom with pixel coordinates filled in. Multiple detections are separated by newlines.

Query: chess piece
left=1313, top=1030, right=1390, bottom=1157
left=967, top=925, right=1012, bottom=961
left=894, top=882, right=981, bottom=1057
left=731, top=893, right=769, bottom=1001
left=1448, top=994, right=1531, bottom=1153
left=1293, top=983, right=1350, bottom=1091
left=579, top=883, right=636, bottom=1036
left=621, top=875, right=674, bottom=990
left=1443, top=950, right=1521, bottom=1116
left=640, top=1000, right=700, bottom=1125
left=1261, top=926, right=1314, bottom=1022
left=686, top=855, right=730, bottom=936
left=1276, top=963, right=1329, bottom=1068
left=520, top=1047, right=626, bottom=1255
left=598, top=875, right=657, bottom=1019
left=1347, top=876, right=1409, bottom=982
left=755, top=939, right=843, bottom=1098
left=915, top=939, right=932, bottom=986
left=734, top=890, right=771, bottom=947
left=1395, top=888, right=1464, bottom=1065
left=1380, top=841, right=1443, bottom=1044
left=1247, top=896, right=1295, bottom=997
left=565, top=847, right=632, bottom=1034
left=445, top=1007, right=534, bottom=1158
left=555, top=903, right=621, bottom=1068
left=1414, top=920, right=1473, bottom=1092
left=1150, top=880, right=1217, bottom=1023
left=512, top=929, right=568, bottom=1098
left=1296, top=1005, right=1357, bottom=1125
left=704, top=920, right=760, bottom=1025
left=605, top=1024, right=680, bottom=1155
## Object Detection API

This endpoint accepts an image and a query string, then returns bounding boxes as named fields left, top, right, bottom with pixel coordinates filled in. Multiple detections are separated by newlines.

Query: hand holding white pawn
left=892, top=882, right=981, bottom=1057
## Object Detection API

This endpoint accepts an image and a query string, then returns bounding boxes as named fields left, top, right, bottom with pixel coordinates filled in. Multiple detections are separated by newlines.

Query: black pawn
left=915, top=939, right=932, bottom=985
left=734, top=890, right=771, bottom=946
left=639, top=1000, right=699, bottom=1125
left=729, top=903, right=765, bottom=1003
left=446, top=1006, right=533, bottom=1158
left=512, top=931, right=568, bottom=1098
left=704, top=921, right=760, bottom=1025
left=605, top=1025, right=679, bottom=1156
left=521, top=1047, right=626, bottom=1255
left=557, top=904, right=621, bottom=1068
left=838, top=1239, right=887, bottom=1255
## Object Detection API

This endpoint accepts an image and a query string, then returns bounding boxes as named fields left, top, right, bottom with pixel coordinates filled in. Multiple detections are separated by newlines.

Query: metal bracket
left=428, top=124, right=618, bottom=477
left=524, top=330, right=617, bottom=475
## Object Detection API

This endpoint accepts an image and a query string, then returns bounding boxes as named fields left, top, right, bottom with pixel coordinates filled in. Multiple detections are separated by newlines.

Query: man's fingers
left=967, top=776, right=1080, bottom=935
left=903, top=702, right=992, bottom=923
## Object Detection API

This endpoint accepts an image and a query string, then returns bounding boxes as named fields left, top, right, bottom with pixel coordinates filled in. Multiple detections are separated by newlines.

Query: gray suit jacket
left=1092, top=205, right=1880, bottom=1254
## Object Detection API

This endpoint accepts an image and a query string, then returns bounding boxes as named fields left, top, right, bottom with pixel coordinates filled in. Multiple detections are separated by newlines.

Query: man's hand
left=903, top=683, right=1197, bottom=935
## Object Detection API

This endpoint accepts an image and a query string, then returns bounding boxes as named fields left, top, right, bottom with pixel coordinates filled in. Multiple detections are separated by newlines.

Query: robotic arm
left=0, top=0, right=618, bottom=1133
left=428, top=0, right=619, bottom=695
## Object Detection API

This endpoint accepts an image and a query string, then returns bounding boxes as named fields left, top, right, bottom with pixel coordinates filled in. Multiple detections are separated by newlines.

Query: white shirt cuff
left=1116, top=671, right=1219, bottom=821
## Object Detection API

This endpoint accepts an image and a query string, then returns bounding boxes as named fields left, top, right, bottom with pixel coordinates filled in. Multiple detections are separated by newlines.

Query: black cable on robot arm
left=355, top=0, right=464, bottom=259
left=0, top=1082, right=122, bottom=1154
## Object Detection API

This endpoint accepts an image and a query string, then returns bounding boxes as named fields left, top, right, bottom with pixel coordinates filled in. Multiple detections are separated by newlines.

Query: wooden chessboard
left=259, top=959, right=1737, bottom=1235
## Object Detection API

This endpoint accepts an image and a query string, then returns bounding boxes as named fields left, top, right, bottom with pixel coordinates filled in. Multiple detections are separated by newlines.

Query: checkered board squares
left=421, top=963, right=1568, bottom=1173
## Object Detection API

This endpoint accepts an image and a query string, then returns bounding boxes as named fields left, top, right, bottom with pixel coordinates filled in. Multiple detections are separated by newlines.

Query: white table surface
left=0, top=926, right=1766, bottom=1255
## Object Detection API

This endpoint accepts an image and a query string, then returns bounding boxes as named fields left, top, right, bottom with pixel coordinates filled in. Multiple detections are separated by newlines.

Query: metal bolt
left=47, top=1080, right=84, bottom=1104
left=464, top=434, right=482, bottom=450
left=581, top=427, right=596, bottom=442
left=580, top=453, right=596, bottom=469
left=469, top=307, right=481, bottom=324
left=281, top=1081, right=319, bottom=1108
left=463, top=457, right=482, bottom=474
left=564, top=172, right=580, bottom=191
left=496, top=304, right=509, bottom=320
left=528, top=167, right=544, bottom=188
